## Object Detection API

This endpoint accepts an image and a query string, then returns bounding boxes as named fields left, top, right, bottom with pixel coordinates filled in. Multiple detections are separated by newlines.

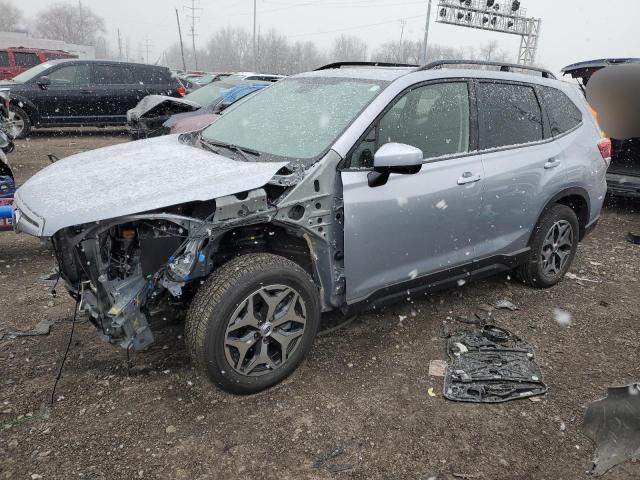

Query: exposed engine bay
left=49, top=151, right=345, bottom=352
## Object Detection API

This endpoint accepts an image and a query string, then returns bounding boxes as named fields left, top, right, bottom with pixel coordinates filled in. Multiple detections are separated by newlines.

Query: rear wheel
left=518, top=204, right=579, bottom=288
left=185, top=253, right=320, bottom=394
left=7, top=106, right=31, bottom=139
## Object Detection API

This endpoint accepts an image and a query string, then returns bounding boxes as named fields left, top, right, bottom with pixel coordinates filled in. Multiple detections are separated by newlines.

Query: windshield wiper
left=200, top=137, right=261, bottom=162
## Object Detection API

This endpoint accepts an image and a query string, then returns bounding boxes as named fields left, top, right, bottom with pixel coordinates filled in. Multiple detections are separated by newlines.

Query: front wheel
left=185, top=253, right=320, bottom=394
left=518, top=204, right=579, bottom=288
left=8, top=105, right=31, bottom=139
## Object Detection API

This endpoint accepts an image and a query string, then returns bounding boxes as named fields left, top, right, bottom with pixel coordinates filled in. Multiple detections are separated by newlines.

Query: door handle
left=457, top=172, right=482, bottom=185
left=544, top=158, right=561, bottom=169
left=80, top=89, right=92, bottom=94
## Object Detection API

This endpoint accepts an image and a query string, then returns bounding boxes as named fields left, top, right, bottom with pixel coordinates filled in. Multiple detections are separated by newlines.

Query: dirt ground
left=1, top=132, right=639, bottom=480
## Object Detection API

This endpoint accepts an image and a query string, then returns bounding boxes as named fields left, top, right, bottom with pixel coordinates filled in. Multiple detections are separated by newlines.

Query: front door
left=36, top=63, right=92, bottom=124
left=341, top=81, right=485, bottom=304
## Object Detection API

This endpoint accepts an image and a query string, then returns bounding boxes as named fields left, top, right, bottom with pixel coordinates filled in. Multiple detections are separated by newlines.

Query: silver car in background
left=13, top=60, right=608, bottom=394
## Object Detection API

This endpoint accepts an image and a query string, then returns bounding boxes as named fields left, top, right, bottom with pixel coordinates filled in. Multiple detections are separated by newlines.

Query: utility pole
left=421, top=0, right=433, bottom=64
left=144, top=34, right=152, bottom=64
left=398, top=20, right=406, bottom=63
left=184, top=0, right=202, bottom=70
left=78, top=0, right=85, bottom=44
left=117, top=29, right=123, bottom=61
left=175, top=8, right=187, bottom=71
left=253, top=0, right=257, bottom=70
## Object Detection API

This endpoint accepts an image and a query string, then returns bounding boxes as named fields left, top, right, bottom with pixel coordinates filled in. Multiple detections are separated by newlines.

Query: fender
left=9, top=94, right=41, bottom=125
left=530, top=186, right=591, bottom=244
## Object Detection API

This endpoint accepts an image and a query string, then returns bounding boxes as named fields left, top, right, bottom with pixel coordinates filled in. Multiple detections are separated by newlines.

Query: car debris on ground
left=443, top=324, right=547, bottom=403
left=583, top=384, right=640, bottom=476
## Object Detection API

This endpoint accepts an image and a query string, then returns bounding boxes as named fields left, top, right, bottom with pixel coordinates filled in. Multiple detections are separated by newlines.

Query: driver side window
left=349, top=82, right=470, bottom=168
left=48, top=65, right=90, bottom=86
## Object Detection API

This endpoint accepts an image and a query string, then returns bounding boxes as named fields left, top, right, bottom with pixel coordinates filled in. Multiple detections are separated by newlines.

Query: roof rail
left=315, top=61, right=418, bottom=71
left=417, top=60, right=556, bottom=79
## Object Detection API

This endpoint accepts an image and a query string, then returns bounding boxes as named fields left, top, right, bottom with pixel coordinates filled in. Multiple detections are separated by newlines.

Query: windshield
left=201, top=77, right=386, bottom=161
left=12, top=62, right=55, bottom=83
left=184, top=81, right=236, bottom=106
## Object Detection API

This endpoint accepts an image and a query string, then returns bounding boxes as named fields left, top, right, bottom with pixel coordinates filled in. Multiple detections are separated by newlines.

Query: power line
left=288, top=13, right=426, bottom=38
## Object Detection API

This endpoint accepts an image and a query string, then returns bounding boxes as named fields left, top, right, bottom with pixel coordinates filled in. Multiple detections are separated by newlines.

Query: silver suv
left=13, top=61, right=608, bottom=394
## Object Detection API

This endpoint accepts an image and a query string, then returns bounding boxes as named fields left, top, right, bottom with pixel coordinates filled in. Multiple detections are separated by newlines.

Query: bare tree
left=0, top=1, right=23, bottom=32
left=204, top=27, right=252, bottom=72
left=35, top=2, right=105, bottom=46
left=330, top=35, right=368, bottom=62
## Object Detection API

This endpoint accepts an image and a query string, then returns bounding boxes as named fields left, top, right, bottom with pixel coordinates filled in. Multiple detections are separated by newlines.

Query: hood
left=14, top=135, right=288, bottom=237
left=129, top=94, right=201, bottom=119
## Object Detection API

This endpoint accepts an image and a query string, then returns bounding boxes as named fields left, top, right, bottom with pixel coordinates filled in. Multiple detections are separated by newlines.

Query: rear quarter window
left=0, top=51, right=8, bottom=67
left=478, top=82, right=543, bottom=150
left=135, top=67, right=172, bottom=85
left=538, top=86, right=583, bottom=136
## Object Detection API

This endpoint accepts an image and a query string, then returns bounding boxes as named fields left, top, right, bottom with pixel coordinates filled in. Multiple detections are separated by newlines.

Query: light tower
left=435, top=0, right=542, bottom=65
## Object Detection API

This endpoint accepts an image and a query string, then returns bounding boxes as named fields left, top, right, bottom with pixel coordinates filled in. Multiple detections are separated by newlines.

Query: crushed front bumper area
left=56, top=190, right=274, bottom=352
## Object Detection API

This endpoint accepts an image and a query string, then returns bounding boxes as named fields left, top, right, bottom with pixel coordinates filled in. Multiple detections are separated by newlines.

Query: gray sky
left=15, top=0, right=640, bottom=74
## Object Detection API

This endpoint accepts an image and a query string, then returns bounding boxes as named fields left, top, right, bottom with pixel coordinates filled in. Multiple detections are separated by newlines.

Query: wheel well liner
left=533, top=187, right=591, bottom=243
left=214, top=224, right=315, bottom=279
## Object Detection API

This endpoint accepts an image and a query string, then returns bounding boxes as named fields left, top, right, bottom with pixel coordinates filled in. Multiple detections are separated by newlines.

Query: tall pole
left=253, top=0, right=257, bottom=70
left=191, top=0, right=198, bottom=70
left=144, top=34, right=152, bottom=64
left=398, top=20, right=406, bottom=63
left=421, top=0, right=433, bottom=64
left=117, top=28, right=123, bottom=61
left=175, top=8, right=187, bottom=71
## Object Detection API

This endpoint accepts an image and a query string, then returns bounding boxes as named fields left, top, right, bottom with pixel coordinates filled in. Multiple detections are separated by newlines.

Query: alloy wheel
left=7, top=110, right=25, bottom=138
left=540, top=220, right=574, bottom=278
left=224, top=284, right=307, bottom=377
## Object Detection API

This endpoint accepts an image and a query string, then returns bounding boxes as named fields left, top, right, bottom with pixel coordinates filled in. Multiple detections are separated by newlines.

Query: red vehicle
left=0, top=47, right=77, bottom=80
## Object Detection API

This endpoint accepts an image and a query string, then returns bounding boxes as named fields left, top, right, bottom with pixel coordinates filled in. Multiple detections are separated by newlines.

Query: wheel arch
left=211, top=222, right=338, bottom=311
left=532, top=187, right=591, bottom=243
left=9, top=95, right=40, bottom=125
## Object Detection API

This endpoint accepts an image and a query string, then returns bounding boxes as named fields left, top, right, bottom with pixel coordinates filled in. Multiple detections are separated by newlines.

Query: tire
left=8, top=105, right=32, bottom=139
left=518, top=204, right=579, bottom=288
left=185, top=253, right=321, bottom=394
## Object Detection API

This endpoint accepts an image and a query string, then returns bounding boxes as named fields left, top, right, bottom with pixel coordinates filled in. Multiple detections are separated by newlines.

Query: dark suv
left=0, top=60, right=185, bottom=137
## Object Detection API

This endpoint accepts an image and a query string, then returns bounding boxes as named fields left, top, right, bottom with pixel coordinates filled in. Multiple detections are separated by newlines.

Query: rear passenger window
left=538, top=86, right=583, bottom=136
left=92, top=65, right=132, bottom=85
left=14, top=52, right=40, bottom=67
left=478, top=82, right=543, bottom=150
left=0, top=51, right=8, bottom=66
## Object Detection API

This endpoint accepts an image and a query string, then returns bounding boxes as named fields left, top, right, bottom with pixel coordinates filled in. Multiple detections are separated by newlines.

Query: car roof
left=39, top=59, right=170, bottom=69
left=297, top=65, right=563, bottom=87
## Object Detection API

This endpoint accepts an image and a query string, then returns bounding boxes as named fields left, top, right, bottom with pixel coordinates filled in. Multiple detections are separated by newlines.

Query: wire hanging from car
left=49, top=298, right=80, bottom=405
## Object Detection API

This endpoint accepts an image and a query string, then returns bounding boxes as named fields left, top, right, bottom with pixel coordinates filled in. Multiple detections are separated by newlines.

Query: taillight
left=597, top=138, right=612, bottom=167
left=176, top=85, right=186, bottom=97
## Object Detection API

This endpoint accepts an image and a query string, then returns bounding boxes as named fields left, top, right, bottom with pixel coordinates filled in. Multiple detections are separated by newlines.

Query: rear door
left=342, top=80, right=485, bottom=303
left=475, top=81, right=566, bottom=258
left=90, top=63, right=139, bottom=121
left=35, top=62, right=92, bottom=124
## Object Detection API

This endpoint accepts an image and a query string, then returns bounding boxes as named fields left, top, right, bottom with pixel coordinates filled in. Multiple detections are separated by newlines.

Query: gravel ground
left=1, top=133, right=639, bottom=480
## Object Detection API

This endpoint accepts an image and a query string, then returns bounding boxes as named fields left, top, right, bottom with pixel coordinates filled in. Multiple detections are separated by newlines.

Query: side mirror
left=368, top=143, right=423, bottom=188
left=37, top=76, right=51, bottom=89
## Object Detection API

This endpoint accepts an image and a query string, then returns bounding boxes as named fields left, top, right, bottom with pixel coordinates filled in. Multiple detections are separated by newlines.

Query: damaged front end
left=54, top=193, right=274, bottom=351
